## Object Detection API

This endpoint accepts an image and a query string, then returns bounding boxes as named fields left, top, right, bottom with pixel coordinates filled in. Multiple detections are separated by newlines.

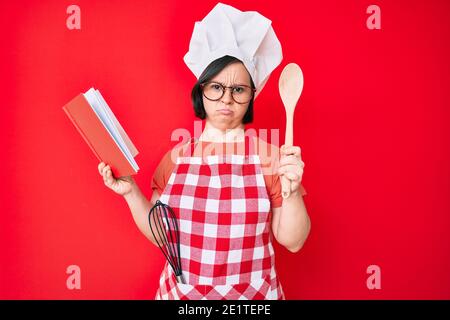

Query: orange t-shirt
left=151, top=137, right=306, bottom=209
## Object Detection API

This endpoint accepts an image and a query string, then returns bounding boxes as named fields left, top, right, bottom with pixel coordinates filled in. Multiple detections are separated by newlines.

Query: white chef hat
left=183, top=2, right=283, bottom=99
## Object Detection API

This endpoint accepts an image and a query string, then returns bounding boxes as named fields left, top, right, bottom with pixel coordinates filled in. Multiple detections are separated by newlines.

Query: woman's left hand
left=278, top=145, right=305, bottom=195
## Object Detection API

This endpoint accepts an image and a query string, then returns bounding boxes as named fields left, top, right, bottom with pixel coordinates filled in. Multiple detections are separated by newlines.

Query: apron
left=155, top=135, right=284, bottom=300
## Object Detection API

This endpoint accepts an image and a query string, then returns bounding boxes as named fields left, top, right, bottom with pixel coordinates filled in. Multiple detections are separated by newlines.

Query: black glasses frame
left=200, top=81, right=256, bottom=104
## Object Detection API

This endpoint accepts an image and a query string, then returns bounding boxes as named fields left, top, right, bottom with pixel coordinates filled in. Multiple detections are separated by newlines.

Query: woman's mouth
left=217, top=109, right=233, bottom=115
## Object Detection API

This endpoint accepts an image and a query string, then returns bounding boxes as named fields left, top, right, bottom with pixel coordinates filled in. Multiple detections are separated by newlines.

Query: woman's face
left=202, top=62, right=252, bottom=130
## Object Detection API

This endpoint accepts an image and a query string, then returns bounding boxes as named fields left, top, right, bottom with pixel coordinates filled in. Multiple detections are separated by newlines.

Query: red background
left=1, top=0, right=449, bottom=299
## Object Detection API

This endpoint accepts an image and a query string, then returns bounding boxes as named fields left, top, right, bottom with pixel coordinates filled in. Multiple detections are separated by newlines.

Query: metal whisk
left=148, top=200, right=185, bottom=284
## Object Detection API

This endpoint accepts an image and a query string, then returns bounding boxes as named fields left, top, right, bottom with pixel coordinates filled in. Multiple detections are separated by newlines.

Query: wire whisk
left=148, top=200, right=185, bottom=284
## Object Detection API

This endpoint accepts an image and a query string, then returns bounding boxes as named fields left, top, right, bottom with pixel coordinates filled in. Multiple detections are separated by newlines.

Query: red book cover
left=62, top=92, right=139, bottom=178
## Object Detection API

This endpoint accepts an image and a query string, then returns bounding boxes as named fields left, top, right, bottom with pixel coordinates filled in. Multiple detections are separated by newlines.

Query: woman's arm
left=271, top=144, right=311, bottom=252
left=271, top=193, right=310, bottom=252
left=98, top=162, right=163, bottom=247
left=123, top=181, right=160, bottom=246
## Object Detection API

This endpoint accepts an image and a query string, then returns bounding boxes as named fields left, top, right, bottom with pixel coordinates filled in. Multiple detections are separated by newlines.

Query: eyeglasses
left=200, top=82, right=256, bottom=104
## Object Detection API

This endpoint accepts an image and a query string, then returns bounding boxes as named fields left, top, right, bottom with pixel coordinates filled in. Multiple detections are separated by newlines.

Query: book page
left=95, top=89, right=139, bottom=158
left=83, top=88, right=139, bottom=171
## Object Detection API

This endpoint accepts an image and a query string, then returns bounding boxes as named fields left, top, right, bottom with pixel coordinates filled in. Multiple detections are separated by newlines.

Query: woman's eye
left=233, top=87, right=244, bottom=93
left=211, top=84, right=222, bottom=91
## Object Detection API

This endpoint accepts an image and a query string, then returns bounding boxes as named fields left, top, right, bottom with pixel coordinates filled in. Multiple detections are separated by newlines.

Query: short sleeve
left=270, top=174, right=283, bottom=208
left=151, top=149, right=177, bottom=195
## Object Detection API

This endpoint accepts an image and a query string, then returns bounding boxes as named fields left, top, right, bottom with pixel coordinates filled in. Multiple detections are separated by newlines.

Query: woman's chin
left=211, top=119, right=236, bottom=129
left=214, top=115, right=234, bottom=122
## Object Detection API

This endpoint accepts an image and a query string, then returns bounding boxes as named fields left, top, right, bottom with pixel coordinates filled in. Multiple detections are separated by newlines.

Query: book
left=62, top=87, right=139, bottom=177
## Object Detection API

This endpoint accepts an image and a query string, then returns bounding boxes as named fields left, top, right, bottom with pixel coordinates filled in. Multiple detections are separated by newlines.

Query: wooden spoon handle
left=282, top=112, right=294, bottom=199
left=284, top=111, right=294, bottom=147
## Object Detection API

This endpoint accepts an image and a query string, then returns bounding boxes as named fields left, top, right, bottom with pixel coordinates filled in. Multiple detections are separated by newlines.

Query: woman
left=98, top=3, right=310, bottom=300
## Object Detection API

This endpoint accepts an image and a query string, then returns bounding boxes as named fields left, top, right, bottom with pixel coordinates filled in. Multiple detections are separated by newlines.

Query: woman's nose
left=221, top=88, right=233, bottom=104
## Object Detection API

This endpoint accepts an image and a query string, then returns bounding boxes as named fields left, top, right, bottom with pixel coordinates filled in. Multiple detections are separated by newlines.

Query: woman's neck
left=200, top=121, right=246, bottom=143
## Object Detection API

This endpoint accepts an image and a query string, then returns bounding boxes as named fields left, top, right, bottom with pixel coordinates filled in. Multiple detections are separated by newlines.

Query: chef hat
left=183, top=2, right=283, bottom=99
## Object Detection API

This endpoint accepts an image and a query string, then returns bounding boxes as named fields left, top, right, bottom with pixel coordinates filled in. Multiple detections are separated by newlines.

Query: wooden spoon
left=279, top=63, right=304, bottom=198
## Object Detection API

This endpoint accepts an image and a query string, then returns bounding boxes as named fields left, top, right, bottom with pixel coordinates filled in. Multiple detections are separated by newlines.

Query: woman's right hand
left=98, top=162, right=134, bottom=196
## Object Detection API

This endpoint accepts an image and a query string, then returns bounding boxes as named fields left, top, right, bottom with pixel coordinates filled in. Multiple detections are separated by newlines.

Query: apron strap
left=181, top=137, right=200, bottom=158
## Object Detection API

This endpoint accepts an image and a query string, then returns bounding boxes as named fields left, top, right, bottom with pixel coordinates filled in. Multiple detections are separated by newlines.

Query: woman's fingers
left=278, top=163, right=302, bottom=175
left=98, top=162, right=105, bottom=175
left=281, top=145, right=301, bottom=157
left=282, top=170, right=300, bottom=182
left=101, top=165, right=115, bottom=187
left=279, top=156, right=305, bottom=171
left=106, top=168, right=112, bottom=184
left=98, top=163, right=129, bottom=194
left=279, top=155, right=299, bottom=166
left=102, top=165, right=110, bottom=177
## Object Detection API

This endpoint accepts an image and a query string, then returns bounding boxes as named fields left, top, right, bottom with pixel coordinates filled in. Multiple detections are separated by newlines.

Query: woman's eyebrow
left=211, top=80, right=249, bottom=87
left=232, top=83, right=250, bottom=87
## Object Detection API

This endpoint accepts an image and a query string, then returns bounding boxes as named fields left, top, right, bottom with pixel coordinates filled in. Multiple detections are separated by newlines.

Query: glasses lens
left=231, top=86, right=253, bottom=104
left=203, top=82, right=224, bottom=101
